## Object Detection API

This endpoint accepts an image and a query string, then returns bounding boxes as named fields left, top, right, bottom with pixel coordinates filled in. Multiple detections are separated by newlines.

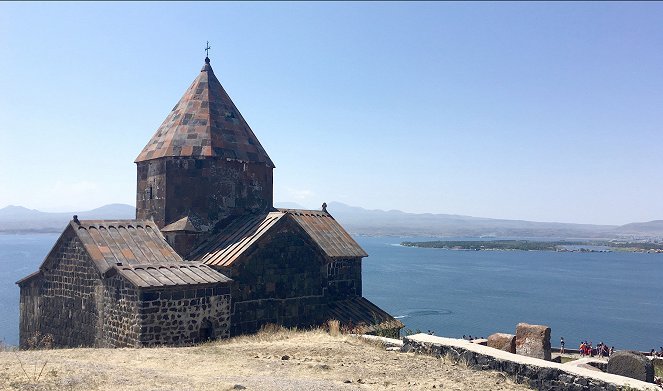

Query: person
left=560, top=337, right=565, bottom=354
left=580, top=341, right=586, bottom=356
left=610, top=346, right=615, bottom=356
left=604, top=344, right=610, bottom=357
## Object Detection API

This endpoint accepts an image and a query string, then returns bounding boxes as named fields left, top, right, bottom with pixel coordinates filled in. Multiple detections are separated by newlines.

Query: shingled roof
left=278, top=209, right=368, bottom=258
left=71, top=220, right=183, bottom=274
left=135, top=57, right=274, bottom=167
left=189, top=212, right=286, bottom=267
left=328, top=297, right=404, bottom=333
left=114, top=263, right=230, bottom=288
left=18, top=219, right=230, bottom=288
left=190, top=209, right=367, bottom=267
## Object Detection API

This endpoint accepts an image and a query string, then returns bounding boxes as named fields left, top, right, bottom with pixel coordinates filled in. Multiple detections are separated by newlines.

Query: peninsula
left=401, top=240, right=663, bottom=253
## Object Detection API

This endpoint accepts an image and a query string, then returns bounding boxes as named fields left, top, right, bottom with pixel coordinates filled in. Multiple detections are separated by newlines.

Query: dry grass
left=327, top=319, right=340, bottom=337
left=0, top=327, right=530, bottom=390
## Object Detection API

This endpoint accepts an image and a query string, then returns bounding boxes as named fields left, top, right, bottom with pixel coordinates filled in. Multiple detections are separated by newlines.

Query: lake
left=1, top=234, right=661, bottom=351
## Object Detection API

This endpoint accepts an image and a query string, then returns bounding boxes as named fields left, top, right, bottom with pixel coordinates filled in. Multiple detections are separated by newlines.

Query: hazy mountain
left=0, top=204, right=135, bottom=233
left=323, top=202, right=650, bottom=239
left=2, top=201, right=662, bottom=239
left=616, top=220, right=663, bottom=235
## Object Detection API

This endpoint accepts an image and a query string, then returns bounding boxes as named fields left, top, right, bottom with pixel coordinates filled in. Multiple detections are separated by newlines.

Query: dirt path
left=0, top=329, right=530, bottom=390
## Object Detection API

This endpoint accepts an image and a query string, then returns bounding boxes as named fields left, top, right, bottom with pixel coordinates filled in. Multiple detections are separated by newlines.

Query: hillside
left=2, top=201, right=663, bottom=238
left=0, top=329, right=526, bottom=391
left=324, top=202, right=663, bottom=239
left=0, top=204, right=135, bottom=233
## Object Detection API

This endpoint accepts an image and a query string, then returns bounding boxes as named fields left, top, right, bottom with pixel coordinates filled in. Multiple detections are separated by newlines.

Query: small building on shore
left=17, top=55, right=402, bottom=348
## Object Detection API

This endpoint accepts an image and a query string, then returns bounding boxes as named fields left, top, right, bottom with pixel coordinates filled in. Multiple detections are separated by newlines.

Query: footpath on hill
left=0, top=329, right=529, bottom=390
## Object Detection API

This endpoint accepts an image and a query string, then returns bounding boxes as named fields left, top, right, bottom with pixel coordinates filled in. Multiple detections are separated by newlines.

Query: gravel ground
left=0, top=329, right=530, bottom=390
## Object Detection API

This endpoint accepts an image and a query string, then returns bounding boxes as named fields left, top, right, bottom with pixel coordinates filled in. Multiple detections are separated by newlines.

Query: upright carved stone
left=607, top=351, right=654, bottom=383
left=487, top=332, right=516, bottom=353
left=515, top=322, right=551, bottom=360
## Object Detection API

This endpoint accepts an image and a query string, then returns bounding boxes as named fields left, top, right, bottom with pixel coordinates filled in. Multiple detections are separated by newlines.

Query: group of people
left=578, top=340, right=613, bottom=357
left=649, top=347, right=663, bottom=357
left=559, top=337, right=613, bottom=357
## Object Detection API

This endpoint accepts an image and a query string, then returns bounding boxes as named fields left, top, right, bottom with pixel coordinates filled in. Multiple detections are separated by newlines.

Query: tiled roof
left=190, top=209, right=367, bottom=267
left=161, top=216, right=201, bottom=233
left=72, top=220, right=183, bottom=274
left=135, top=58, right=274, bottom=167
left=328, top=297, right=404, bottom=332
left=190, top=212, right=286, bottom=267
left=115, top=263, right=230, bottom=288
left=278, top=209, right=368, bottom=259
left=16, top=270, right=41, bottom=285
left=17, top=219, right=231, bottom=288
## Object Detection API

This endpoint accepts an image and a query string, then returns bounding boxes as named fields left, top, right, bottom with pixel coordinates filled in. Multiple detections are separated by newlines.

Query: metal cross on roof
left=205, top=41, right=211, bottom=57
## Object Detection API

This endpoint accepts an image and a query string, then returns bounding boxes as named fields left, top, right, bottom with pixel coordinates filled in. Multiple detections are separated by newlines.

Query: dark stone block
left=171, top=291, right=184, bottom=300
left=141, top=291, right=159, bottom=301
left=607, top=350, right=654, bottom=383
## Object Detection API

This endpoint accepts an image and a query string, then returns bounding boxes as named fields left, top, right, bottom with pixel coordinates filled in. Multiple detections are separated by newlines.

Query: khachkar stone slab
left=515, top=322, right=551, bottom=360
left=487, top=333, right=516, bottom=353
left=607, top=350, right=654, bottom=383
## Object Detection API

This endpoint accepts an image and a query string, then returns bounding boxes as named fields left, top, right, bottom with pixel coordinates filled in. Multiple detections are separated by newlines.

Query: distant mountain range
left=1, top=202, right=662, bottom=239
left=0, top=204, right=135, bottom=233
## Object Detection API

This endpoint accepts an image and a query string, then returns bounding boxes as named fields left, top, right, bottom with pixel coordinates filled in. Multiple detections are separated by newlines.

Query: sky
left=0, top=2, right=662, bottom=225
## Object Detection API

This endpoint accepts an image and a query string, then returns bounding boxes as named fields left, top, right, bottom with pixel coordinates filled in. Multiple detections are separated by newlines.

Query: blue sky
left=1, top=2, right=662, bottom=225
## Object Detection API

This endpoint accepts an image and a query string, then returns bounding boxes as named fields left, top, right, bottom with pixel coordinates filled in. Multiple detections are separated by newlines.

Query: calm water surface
left=360, top=236, right=663, bottom=352
left=0, top=233, right=661, bottom=351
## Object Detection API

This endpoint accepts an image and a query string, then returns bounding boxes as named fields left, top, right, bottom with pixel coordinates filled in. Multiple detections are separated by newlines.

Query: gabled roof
left=190, top=209, right=367, bottom=267
left=17, top=219, right=231, bottom=288
left=190, top=212, right=286, bottom=267
left=328, top=297, right=404, bottom=332
left=135, top=57, right=274, bottom=167
left=278, top=209, right=368, bottom=258
left=72, top=220, right=183, bottom=274
left=114, top=263, right=230, bottom=288
left=161, top=216, right=202, bottom=233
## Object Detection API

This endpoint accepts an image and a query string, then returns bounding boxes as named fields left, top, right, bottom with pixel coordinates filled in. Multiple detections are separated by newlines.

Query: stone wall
left=326, top=258, right=362, bottom=298
left=18, top=275, right=41, bottom=347
left=100, top=274, right=141, bottom=347
left=136, top=285, right=231, bottom=346
left=227, top=220, right=330, bottom=335
left=18, top=226, right=232, bottom=348
left=137, top=157, right=273, bottom=228
left=136, top=158, right=167, bottom=227
left=19, top=229, right=100, bottom=348
left=403, top=334, right=656, bottom=391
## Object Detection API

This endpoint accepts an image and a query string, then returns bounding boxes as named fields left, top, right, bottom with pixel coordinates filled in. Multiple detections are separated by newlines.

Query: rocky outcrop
left=607, top=351, right=654, bottom=383
left=488, top=333, right=516, bottom=353
left=515, top=322, right=551, bottom=360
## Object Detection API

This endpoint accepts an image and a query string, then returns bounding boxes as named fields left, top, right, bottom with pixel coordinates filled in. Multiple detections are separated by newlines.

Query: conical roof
left=135, top=58, right=274, bottom=167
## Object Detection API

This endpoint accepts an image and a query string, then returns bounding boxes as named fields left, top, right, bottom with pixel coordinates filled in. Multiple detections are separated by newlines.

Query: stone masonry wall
left=100, top=274, right=141, bottom=347
left=19, top=229, right=100, bottom=348
left=18, top=277, right=41, bottom=347
left=137, top=284, right=231, bottom=346
left=137, top=157, right=273, bottom=228
left=326, top=258, right=362, bottom=298
left=136, top=159, right=167, bottom=227
left=228, top=221, right=329, bottom=335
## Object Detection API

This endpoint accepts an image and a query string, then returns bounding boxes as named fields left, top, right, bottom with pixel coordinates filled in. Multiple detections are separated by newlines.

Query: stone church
left=17, top=56, right=402, bottom=348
